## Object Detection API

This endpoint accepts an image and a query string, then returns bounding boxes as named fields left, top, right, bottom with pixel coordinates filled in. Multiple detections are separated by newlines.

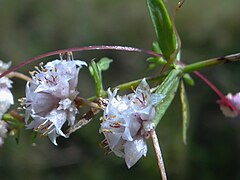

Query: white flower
left=100, top=79, right=164, bottom=168
left=219, top=92, right=240, bottom=118
left=0, top=60, right=14, bottom=119
left=24, top=58, right=87, bottom=145
left=0, top=60, right=11, bottom=72
left=0, top=120, right=8, bottom=146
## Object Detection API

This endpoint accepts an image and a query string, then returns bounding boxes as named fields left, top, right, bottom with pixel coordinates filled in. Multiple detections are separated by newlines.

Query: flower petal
left=124, top=137, right=147, bottom=168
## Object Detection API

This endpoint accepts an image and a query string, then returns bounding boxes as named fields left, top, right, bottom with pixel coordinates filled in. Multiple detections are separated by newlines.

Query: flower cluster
left=0, top=60, right=14, bottom=119
left=99, top=79, right=164, bottom=168
left=219, top=92, right=240, bottom=118
left=23, top=57, right=87, bottom=145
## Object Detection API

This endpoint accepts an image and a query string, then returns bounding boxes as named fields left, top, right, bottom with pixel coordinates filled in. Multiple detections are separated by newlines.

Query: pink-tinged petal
left=219, top=92, right=240, bottom=118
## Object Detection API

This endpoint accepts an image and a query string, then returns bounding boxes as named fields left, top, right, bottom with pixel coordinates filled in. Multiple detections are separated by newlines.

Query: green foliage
left=147, top=41, right=167, bottom=70
left=89, top=57, right=113, bottom=97
left=183, top=73, right=195, bottom=86
left=147, top=0, right=176, bottom=60
left=2, top=113, right=23, bottom=144
left=180, top=80, right=190, bottom=144
left=153, top=69, right=181, bottom=125
left=96, top=57, right=113, bottom=71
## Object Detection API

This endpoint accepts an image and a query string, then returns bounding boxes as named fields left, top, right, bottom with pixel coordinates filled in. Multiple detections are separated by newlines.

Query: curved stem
left=0, top=45, right=163, bottom=79
left=194, top=71, right=237, bottom=111
left=7, top=71, right=32, bottom=82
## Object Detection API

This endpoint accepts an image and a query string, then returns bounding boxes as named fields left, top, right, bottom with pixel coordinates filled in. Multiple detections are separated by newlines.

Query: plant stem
left=87, top=74, right=167, bottom=101
left=7, top=71, right=32, bottom=82
left=115, top=74, right=166, bottom=91
left=150, top=130, right=167, bottom=180
left=0, top=45, right=162, bottom=79
left=194, top=71, right=237, bottom=111
left=182, top=53, right=240, bottom=73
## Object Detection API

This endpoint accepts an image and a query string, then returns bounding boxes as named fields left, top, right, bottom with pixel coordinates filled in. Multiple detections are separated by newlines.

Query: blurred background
left=0, top=0, right=239, bottom=179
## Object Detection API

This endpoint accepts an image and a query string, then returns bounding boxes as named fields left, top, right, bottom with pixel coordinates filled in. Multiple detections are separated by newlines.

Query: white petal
left=48, top=130, right=59, bottom=146
left=75, top=60, right=88, bottom=67
left=124, top=137, right=147, bottom=168
left=148, top=93, right=165, bottom=106
left=31, top=92, right=59, bottom=117
left=105, top=132, right=122, bottom=150
left=0, top=76, right=13, bottom=88
left=0, top=120, right=8, bottom=138
left=58, top=98, right=72, bottom=110
left=136, top=78, right=150, bottom=95
left=26, top=115, right=45, bottom=130
left=46, top=110, right=67, bottom=137
left=0, top=87, right=14, bottom=118
left=0, top=60, right=11, bottom=72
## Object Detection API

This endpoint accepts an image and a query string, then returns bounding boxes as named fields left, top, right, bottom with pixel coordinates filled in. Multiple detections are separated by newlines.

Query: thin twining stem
left=150, top=130, right=167, bottom=180
left=0, top=45, right=163, bottom=79
left=194, top=71, right=238, bottom=112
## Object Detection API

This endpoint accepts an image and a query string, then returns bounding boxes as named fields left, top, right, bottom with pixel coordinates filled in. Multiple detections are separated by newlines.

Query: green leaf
left=147, top=57, right=167, bottom=70
left=146, top=42, right=167, bottom=70
left=89, top=58, right=113, bottom=97
left=147, top=0, right=176, bottom=60
left=32, top=131, right=38, bottom=143
left=89, top=60, right=104, bottom=97
left=180, top=80, right=190, bottom=145
left=152, top=41, right=162, bottom=53
left=97, top=57, right=113, bottom=71
left=183, top=73, right=195, bottom=86
left=153, top=69, right=181, bottom=125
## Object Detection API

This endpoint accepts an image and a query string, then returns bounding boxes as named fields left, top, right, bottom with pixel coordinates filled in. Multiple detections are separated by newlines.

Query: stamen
left=59, top=53, right=63, bottom=60
left=67, top=51, right=73, bottom=61
left=34, top=66, right=41, bottom=73
left=102, top=128, right=108, bottom=132
left=29, top=71, right=37, bottom=76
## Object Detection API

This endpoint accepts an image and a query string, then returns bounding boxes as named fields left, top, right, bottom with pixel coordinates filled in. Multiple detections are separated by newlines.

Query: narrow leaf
left=183, top=73, right=195, bottom=86
left=180, top=80, right=190, bottom=144
left=97, top=57, right=113, bottom=71
left=147, top=0, right=176, bottom=59
left=153, top=69, right=181, bottom=125
left=147, top=42, right=167, bottom=70
left=89, top=60, right=103, bottom=97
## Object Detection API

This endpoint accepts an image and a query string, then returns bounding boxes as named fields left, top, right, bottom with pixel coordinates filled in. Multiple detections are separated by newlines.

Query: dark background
left=0, top=0, right=239, bottom=179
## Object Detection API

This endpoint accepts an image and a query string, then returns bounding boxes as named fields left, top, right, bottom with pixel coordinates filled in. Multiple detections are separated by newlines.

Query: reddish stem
left=194, top=71, right=237, bottom=111
left=0, top=45, right=162, bottom=79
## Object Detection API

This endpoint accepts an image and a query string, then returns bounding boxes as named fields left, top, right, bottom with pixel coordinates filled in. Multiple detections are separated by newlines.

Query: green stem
left=182, top=53, right=240, bottom=73
left=89, top=52, right=240, bottom=101
left=87, top=74, right=167, bottom=101
left=115, top=75, right=166, bottom=91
